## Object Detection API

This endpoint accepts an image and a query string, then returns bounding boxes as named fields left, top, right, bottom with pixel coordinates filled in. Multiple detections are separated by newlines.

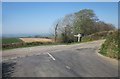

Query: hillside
left=99, top=30, right=119, bottom=59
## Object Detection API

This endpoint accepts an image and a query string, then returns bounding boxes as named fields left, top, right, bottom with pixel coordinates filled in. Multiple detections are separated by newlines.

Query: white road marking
left=47, top=53, right=56, bottom=60
left=66, top=66, right=71, bottom=69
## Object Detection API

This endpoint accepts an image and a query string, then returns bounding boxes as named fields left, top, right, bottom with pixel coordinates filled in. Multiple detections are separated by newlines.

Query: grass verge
left=99, top=30, right=119, bottom=59
left=2, top=30, right=115, bottom=51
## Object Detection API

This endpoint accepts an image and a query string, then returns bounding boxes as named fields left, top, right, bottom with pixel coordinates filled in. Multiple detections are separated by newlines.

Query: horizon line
left=1, top=0, right=119, bottom=2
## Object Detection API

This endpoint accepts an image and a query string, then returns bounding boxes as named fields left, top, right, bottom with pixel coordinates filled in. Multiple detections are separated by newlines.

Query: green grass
left=2, top=37, right=67, bottom=50
left=2, top=38, right=23, bottom=44
left=82, top=31, right=110, bottom=42
left=2, top=42, right=66, bottom=50
left=0, top=38, right=2, bottom=50
left=2, top=30, right=116, bottom=51
left=2, top=31, right=109, bottom=50
left=99, top=30, right=119, bottom=59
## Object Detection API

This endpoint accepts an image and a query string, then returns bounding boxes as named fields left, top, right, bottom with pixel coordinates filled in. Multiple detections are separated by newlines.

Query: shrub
left=82, top=31, right=110, bottom=42
left=99, top=30, right=119, bottom=59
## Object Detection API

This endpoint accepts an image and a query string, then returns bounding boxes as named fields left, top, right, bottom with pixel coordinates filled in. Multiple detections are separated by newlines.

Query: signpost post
left=74, top=34, right=82, bottom=42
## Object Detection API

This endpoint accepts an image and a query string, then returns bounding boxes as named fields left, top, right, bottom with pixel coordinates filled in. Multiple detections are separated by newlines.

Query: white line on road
left=47, top=53, right=56, bottom=60
left=66, top=66, right=71, bottom=69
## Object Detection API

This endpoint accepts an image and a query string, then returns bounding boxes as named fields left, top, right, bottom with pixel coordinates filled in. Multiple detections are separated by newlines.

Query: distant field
left=19, top=38, right=54, bottom=43
left=2, top=38, right=23, bottom=44
left=2, top=37, right=55, bottom=49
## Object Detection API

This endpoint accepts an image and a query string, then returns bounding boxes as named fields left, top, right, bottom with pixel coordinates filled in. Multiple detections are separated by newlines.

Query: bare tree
left=55, top=23, right=58, bottom=42
left=51, top=18, right=62, bottom=42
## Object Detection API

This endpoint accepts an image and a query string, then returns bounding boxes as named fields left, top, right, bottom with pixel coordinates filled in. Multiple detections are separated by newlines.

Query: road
left=2, top=40, right=118, bottom=77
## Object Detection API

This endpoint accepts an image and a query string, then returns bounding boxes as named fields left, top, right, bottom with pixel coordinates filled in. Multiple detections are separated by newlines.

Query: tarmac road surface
left=2, top=40, right=118, bottom=77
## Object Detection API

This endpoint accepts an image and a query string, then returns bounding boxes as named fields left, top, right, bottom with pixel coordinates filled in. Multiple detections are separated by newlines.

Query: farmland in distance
left=2, top=38, right=23, bottom=44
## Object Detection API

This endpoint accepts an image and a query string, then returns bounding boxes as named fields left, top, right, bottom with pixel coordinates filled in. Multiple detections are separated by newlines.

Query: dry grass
left=19, top=38, right=54, bottom=43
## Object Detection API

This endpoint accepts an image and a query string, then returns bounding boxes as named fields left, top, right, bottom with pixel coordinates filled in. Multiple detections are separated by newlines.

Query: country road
left=2, top=40, right=118, bottom=77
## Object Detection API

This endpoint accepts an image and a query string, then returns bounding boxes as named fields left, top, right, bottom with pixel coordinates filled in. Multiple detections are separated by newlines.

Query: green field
left=2, top=38, right=23, bottom=44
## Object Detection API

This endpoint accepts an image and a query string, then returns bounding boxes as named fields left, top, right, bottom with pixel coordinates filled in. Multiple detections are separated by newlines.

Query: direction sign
left=74, top=33, right=82, bottom=42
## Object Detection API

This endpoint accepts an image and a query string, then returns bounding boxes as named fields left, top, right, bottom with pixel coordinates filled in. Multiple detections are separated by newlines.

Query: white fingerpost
left=74, top=33, right=82, bottom=42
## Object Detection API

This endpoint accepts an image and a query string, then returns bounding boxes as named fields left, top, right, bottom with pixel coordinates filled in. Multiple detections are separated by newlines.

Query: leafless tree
left=55, top=23, right=58, bottom=42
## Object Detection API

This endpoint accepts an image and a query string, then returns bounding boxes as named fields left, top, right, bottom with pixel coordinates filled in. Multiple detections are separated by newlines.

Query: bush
left=99, top=30, right=119, bottom=59
left=82, top=31, right=110, bottom=42
left=2, top=43, right=25, bottom=49
left=2, top=41, right=54, bottom=49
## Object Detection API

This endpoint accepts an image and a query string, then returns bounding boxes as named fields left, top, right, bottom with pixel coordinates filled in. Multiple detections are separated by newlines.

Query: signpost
left=74, top=34, right=82, bottom=42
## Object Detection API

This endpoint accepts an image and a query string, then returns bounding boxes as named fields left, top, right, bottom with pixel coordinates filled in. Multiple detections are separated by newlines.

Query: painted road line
left=66, top=66, right=71, bottom=69
left=47, top=53, right=56, bottom=60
